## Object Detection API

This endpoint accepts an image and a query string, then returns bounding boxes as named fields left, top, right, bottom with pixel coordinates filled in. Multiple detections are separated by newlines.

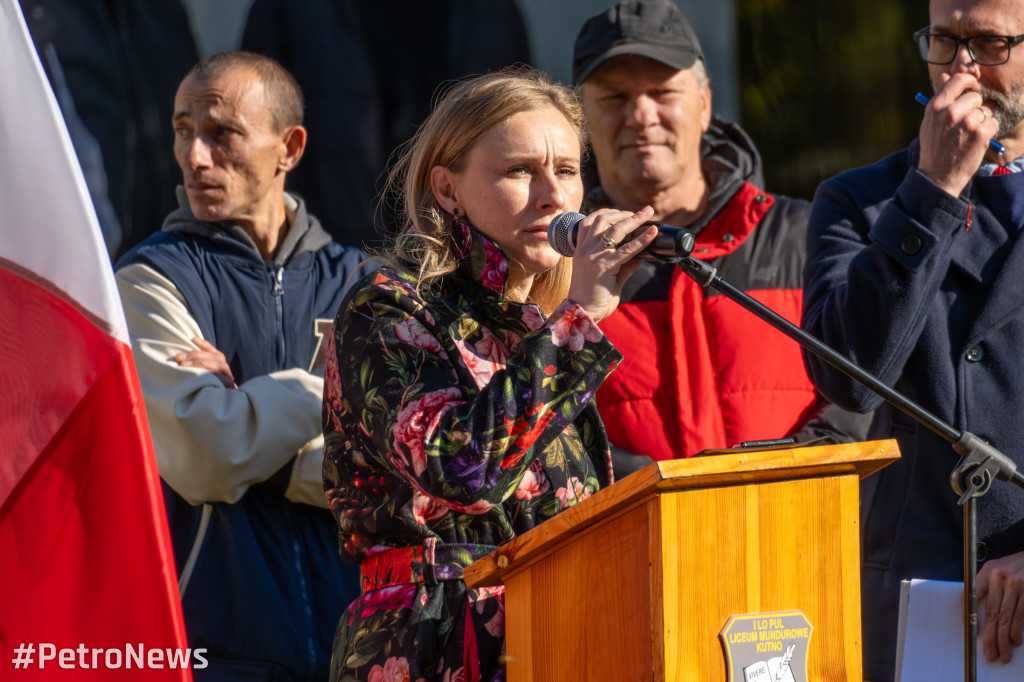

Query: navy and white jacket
left=116, top=192, right=375, bottom=681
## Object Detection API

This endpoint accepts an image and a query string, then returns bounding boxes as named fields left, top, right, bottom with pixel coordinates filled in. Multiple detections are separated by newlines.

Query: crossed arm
left=116, top=262, right=329, bottom=507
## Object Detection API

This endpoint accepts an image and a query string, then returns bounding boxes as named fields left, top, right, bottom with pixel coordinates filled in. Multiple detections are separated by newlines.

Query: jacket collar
left=162, top=188, right=332, bottom=264
left=449, top=218, right=513, bottom=302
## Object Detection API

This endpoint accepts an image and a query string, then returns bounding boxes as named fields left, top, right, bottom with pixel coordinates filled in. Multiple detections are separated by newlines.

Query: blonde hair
left=380, top=67, right=585, bottom=314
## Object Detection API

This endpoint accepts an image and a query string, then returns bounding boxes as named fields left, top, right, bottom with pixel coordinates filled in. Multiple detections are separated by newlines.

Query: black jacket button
left=901, top=235, right=922, bottom=255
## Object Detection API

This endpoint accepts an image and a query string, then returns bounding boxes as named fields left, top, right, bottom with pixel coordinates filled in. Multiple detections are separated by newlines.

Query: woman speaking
left=322, top=67, right=656, bottom=682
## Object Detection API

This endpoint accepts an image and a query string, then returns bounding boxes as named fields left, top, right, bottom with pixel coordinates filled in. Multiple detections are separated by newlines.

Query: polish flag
left=0, top=1, right=191, bottom=678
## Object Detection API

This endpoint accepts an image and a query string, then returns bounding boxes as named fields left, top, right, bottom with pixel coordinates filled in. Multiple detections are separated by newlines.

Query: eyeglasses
left=914, top=26, right=1024, bottom=66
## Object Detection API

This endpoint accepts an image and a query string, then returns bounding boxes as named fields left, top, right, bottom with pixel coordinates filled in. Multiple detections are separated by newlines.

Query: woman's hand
left=566, top=206, right=658, bottom=322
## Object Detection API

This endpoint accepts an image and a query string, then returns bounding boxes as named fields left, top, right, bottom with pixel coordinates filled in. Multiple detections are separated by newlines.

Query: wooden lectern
left=464, top=439, right=899, bottom=682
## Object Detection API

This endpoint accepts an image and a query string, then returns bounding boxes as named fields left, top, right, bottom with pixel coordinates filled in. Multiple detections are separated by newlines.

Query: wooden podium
left=464, top=439, right=899, bottom=682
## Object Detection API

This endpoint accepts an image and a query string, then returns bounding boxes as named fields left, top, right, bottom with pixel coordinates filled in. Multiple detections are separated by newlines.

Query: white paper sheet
left=896, top=579, right=1023, bottom=682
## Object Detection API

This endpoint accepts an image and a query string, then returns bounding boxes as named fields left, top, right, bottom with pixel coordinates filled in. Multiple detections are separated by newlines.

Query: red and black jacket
left=587, top=117, right=864, bottom=460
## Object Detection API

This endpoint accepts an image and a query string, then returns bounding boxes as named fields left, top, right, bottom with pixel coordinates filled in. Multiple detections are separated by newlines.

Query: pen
left=915, top=92, right=1006, bottom=156
left=775, top=643, right=795, bottom=682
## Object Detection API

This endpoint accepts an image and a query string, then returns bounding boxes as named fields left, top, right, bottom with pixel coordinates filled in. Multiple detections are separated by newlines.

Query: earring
left=452, top=207, right=462, bottom=218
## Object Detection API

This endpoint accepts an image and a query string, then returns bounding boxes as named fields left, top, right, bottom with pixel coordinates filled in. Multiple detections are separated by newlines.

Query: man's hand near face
left=917, top=73, right=1001, bottom=197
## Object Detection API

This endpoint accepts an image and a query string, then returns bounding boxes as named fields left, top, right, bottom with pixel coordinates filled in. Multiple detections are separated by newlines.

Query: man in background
left=802, top=0, right=1024, bottom=677
left=116, top=52, right=372, bottom=680
left=574, top=0, right=868, bottom=475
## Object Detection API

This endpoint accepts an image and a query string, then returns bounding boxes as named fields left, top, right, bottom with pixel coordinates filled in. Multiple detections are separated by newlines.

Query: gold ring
left=601, top=234, right=617, bottom=250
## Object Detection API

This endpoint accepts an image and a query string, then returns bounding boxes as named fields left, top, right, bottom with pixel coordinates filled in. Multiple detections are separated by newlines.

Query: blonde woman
left=322, top=67, right=656, bottom=682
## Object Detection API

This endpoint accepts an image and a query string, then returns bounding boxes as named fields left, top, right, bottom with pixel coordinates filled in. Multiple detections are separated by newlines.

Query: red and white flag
left=0, top=1, right=191, bottom=678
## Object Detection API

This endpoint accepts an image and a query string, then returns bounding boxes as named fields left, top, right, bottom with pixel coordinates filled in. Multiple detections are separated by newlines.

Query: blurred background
left=738, top=0, right=928, bottom=200
left=18, top=0, right=931, bottom=258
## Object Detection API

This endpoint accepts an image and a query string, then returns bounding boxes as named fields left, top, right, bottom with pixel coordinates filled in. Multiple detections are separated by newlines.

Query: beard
left=981, top=81, right=1024, bottom=139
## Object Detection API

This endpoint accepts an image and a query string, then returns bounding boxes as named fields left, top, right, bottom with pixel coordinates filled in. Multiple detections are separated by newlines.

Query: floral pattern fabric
left=323, top=221, right=621, bottom=681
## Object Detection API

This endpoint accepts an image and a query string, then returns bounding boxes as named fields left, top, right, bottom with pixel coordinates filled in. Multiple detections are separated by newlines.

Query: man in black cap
left=573, top=0, right=869, bottom=472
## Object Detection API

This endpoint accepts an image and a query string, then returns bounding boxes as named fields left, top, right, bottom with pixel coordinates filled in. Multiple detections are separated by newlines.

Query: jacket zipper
left=272, top=265, right=285, bottom=361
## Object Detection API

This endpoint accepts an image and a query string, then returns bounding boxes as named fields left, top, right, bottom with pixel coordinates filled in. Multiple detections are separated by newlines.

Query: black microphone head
left=548, top=212, right=585, bottom=257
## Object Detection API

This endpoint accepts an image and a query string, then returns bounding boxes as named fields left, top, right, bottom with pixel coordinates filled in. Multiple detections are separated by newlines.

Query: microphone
left=547, top=212, right=695, bottom=263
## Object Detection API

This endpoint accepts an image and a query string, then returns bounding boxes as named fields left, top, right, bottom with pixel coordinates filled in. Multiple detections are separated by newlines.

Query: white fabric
left=0, top=0, right=127, bottom=342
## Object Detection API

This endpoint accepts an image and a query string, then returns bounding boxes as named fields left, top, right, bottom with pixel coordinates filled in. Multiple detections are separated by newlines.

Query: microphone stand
left=675, top=254, right=1024, bottom=682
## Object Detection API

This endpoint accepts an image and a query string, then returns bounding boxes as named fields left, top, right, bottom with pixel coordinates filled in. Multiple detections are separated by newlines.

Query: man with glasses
left=802, top=0, right=1024, bottom=679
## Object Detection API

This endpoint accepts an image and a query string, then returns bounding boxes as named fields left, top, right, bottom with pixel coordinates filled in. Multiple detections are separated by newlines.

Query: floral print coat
left=322, top=222, right=622, bottom=682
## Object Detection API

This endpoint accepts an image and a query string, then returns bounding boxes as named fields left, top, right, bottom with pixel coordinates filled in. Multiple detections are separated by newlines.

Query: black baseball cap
left=573, top=0, right=705, bottom=85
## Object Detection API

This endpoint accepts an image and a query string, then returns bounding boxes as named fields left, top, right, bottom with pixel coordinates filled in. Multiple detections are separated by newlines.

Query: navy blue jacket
left=117, top=195, right=374, bottom=681
left=802, top=141, right=1024, bottom=681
